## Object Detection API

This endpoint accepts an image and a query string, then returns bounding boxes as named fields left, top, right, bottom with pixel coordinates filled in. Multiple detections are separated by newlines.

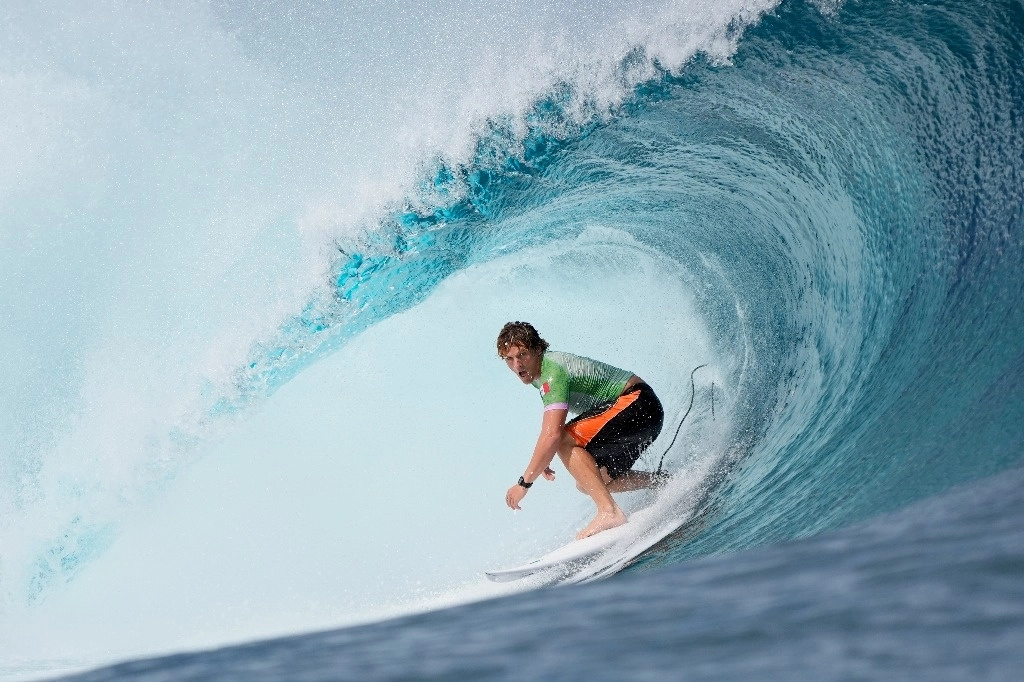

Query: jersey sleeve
left=538, top=358, right=570, bottom=411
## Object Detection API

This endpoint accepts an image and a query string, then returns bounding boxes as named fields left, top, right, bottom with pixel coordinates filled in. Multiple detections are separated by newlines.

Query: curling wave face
left=1, top=0, right=1023, bottom=673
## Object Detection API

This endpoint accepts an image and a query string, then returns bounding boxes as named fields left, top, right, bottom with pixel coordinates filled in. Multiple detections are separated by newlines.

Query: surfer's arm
left=523, top=407, right=568, bottom=483
left=506, top=408, right=567, bottom=510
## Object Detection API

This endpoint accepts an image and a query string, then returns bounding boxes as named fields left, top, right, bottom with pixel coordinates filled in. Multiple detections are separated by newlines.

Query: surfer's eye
left=502, top=348, right=530, bottom=363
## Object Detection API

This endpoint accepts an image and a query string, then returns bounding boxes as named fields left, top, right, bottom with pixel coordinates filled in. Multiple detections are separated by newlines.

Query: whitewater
left=1, top=0, right=1022, bottom=679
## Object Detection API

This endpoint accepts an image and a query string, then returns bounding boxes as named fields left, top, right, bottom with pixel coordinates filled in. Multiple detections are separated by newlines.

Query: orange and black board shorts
left=565, top=383, right=664, bottom=479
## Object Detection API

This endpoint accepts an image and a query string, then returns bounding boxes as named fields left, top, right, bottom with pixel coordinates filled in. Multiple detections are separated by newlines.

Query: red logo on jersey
left=541, top=382, right=550, bottom=395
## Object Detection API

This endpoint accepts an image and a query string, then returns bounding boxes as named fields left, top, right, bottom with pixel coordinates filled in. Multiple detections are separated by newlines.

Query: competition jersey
left=531, top=350, right=634, bottom=415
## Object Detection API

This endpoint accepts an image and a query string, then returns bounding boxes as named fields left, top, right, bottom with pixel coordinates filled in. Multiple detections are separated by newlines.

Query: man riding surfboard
left=497, top=321, right=666, bottom=539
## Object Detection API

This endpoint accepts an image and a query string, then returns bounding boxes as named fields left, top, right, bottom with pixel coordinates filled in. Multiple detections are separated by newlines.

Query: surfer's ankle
left=576, top=508, right=628, bottom=539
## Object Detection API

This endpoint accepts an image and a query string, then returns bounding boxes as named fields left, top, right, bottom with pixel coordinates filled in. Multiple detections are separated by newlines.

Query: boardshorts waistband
left=565, top=383, right=665, bottom=479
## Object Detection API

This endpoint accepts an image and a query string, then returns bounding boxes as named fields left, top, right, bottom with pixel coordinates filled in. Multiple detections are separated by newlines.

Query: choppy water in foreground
left=62, top=466, right=1024, bottom=681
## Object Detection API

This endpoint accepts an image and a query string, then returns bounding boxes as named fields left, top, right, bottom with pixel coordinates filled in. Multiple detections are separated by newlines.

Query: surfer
left=498, top=321, right=666, bottom=539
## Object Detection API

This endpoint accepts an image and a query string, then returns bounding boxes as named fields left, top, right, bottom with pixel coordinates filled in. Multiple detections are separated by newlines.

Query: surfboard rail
left=485, top=504, right=679, bottom=583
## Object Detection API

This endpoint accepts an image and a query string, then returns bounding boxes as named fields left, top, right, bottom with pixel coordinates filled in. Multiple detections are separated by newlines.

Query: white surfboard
left=486, top=525, right=629, bottom=582
left=485, top=504, right=674, bottom=583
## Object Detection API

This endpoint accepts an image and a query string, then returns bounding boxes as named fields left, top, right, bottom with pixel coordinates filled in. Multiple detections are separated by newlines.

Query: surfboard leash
left=654, top=363, right=708, bottom=475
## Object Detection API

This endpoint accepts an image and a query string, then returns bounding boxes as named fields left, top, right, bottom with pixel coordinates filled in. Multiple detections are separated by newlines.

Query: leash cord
left=655, top=363, right=707, bottom=474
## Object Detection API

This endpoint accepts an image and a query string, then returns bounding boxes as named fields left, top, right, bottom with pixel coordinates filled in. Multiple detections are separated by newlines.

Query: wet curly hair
left=496, top=321, right=549, bottom=358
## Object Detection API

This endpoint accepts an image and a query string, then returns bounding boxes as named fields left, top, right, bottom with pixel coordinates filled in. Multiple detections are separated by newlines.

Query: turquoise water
left=60, top=465, right=1024, bottom=681
left=1, top=0, right=1022, bottom=678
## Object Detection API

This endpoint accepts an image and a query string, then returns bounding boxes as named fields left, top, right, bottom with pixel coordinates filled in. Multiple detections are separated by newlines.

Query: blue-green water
left=2, top=0, right=1022, bottom=678
left=61, top=466, right=1024, bottom=681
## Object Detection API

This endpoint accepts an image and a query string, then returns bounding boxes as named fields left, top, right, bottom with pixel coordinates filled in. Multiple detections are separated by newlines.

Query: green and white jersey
left=531, top=350, right=634, bottom=415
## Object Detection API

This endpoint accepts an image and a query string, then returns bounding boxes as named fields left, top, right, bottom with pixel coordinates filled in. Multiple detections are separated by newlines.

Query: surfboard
left=485, top=524, right=630, bottom=582
left=485, top=504, right=673, bottom=583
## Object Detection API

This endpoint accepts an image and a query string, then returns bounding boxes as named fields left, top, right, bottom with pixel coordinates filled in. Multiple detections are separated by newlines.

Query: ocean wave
left=1, top=0, right=1022, bottom=673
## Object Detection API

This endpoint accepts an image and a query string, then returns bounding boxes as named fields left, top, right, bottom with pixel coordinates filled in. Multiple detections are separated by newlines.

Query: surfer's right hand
left=542, top=467, right=556, bottom=481
left=506, top=483, right=527, bottom=510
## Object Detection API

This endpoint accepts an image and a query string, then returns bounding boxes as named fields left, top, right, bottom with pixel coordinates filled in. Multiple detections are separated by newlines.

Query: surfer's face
left=503, top=344, right=541, bottom=384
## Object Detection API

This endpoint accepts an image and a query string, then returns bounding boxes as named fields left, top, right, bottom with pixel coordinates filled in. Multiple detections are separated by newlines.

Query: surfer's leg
left=605, top=469, right=669, bottom=492
left=585, top=384, right=667, bottom=493
left=556, top=433, right=627, bottom=539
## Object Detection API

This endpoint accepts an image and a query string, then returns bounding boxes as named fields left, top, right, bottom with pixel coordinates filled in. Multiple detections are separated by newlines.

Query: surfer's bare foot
left=576, top=508, right=628, bottom=539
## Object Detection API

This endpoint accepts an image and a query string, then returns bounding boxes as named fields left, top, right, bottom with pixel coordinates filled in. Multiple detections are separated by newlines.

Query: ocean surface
left=1, top=0, right=1022, bottom=679
left=58, top=467, right=1024, bottom=681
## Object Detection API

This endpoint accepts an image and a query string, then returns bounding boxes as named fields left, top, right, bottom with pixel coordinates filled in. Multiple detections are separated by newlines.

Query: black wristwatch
left=518, top=476, right=533, bottom=489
